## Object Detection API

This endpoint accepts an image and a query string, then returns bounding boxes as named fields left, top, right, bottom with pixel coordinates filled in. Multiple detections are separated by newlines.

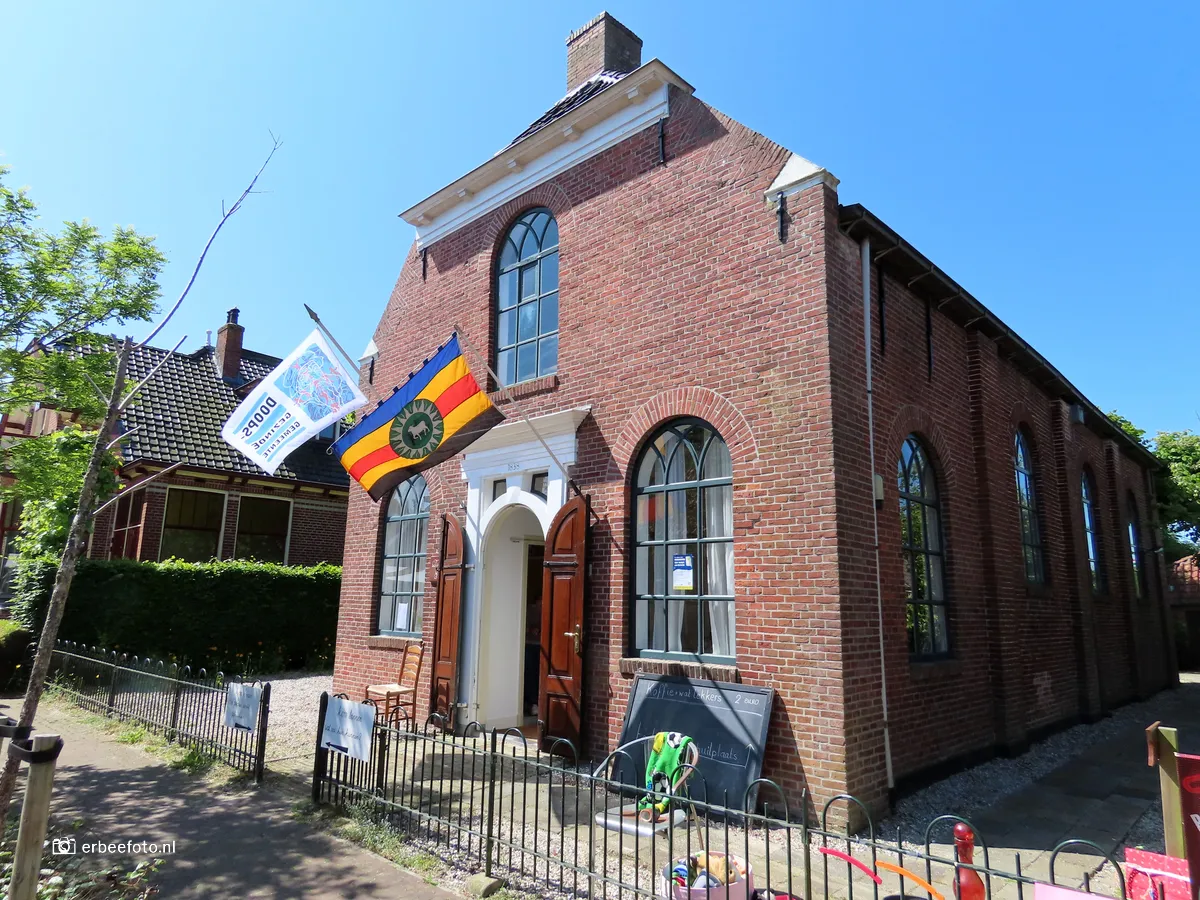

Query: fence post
left=168, top=678, right=184, bottom=741
left=254, top=683, right=271, bottom=783
left=7, top=734, right=64, bottom=900
left=485, top=727, right=497, bottom=878
left=104, top=660, right=120, bottom=719
left=312, top=692, right=329, bottom=804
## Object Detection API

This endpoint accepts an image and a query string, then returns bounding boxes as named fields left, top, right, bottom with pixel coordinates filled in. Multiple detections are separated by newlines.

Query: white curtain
left=705, top=484, right=735, bottom=657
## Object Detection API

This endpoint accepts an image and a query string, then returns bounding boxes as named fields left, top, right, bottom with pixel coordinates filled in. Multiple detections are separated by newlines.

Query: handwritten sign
left=616, top=675, right=774, bottom=809
left=222, top=683, right=262, bottom=732
left=320, top=696, right=376, bottom=762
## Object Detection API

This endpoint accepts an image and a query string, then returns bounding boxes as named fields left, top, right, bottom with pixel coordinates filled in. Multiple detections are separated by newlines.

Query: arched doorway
left=478, top=503, right=544, bottom=729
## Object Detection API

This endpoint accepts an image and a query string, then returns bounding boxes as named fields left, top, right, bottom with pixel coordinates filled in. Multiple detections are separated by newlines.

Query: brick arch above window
left=479, top=182, right=576, bottom=253
left=609, top=387, right=759, bottom=484
left=881, top=405, right=961, bottom=504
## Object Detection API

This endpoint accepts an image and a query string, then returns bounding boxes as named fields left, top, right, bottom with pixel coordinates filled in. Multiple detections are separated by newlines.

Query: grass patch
left=115, top=725, right=147, bottom=745
left=289, top=800, right=446, bottom=885
left=167, top=746, right=214, bottom=777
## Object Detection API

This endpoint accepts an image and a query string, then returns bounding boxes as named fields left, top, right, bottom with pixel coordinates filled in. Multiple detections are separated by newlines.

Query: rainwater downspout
left=861, top=237, right=895, bottom=792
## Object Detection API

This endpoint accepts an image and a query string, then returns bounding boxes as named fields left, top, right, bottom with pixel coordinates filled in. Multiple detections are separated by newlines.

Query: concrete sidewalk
left=25, top=703, right=458, bottom=900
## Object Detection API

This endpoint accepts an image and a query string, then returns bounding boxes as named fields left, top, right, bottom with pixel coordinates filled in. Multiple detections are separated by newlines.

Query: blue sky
left=5, top=2, right=1197, bottom=435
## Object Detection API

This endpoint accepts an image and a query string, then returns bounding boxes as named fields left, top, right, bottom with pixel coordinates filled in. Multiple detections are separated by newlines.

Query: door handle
left=563, top=625, right=582, bottom=656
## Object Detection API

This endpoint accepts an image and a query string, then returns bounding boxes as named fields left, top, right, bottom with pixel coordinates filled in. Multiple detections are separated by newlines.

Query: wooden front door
left=431, top=513, right=464, bottom=729
left=538, top=495, right=588, bottom=754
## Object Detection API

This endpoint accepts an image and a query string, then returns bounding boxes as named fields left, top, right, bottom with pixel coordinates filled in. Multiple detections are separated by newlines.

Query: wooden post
left=1147, top=721, right=1186, bottom=858
left=8, top=734, right=62, bottom=900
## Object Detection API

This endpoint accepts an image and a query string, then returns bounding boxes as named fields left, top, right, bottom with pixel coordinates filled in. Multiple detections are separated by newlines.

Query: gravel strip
left=262, top=670, right=331, bottom=769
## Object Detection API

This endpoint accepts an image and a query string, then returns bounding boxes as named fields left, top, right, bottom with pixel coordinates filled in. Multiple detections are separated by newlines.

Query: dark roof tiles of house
left=118, top=342, right=348, bottom=488
left=508, top=70, right=625, bottom=147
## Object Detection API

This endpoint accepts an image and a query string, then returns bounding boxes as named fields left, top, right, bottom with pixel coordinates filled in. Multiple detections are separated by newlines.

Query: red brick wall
left=335, top=86, right=1171, bottom=816
left=824, top=227, right=1170, bottom=808
left=335, top=88, right=855, bottom=811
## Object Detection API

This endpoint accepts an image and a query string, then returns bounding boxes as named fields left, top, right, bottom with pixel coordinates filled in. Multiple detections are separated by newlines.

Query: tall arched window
left=898, top=435, right=949, bottom=658
left=379, top=475, right=429, bottom=636
left=1013, top=430, right=1046, bottom=583
left=1127, top=491, right=1143, bottom=600
left=633, top=419, right=734, bottom=659
left=1081, top=468, right=1106, bottom=594
left=496, top=208, right=559, bottom=386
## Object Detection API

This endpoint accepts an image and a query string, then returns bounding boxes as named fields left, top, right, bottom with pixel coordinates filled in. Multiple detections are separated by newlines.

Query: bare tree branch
left=137, top=135, right=282, bottom=349
left=82, top=373, right=109, bottom=405
left=90, top=462, right=183, bottom=517
left=105, top=423, right=144, bottom=450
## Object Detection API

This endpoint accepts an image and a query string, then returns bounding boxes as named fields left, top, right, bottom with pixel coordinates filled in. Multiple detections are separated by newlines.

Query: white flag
left=221, top=329, right=367, bottom=475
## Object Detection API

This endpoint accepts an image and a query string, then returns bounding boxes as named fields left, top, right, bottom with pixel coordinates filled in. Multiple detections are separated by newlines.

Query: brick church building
left=333, top=13, right=1175, bottom=812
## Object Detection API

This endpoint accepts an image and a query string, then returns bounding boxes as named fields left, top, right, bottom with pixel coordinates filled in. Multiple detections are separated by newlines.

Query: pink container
left=659, top=852, right=754, bottom=900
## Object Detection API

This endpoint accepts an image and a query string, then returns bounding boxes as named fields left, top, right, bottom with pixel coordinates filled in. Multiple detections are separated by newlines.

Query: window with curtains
left=1127, top=491, right=1143, bottom=600
left=632, top=419, right=734, bottom=660
left=495, top=208, right=559, bottom=386
left=1013, top=430, right=1046, bottom=583
left=235, top=496, right=290, bottom=563
left=379, top=475, right=430, bottom=636
left=1081, top=468, right=1106, bottom=594
left=898, top=435, right=950, bottom=658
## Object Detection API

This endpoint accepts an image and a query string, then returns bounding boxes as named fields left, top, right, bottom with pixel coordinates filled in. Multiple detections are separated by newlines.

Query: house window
left=632, top=419, right=734, bottom=660
left=379, top=475, right=429, bottom=636
left=495, top=208, right=559, bottom=386
left=1013, top=430, right=1046, bottom=584
left=160, top=488, right=225, bottom=562
left=235, top=496, right=291, bottom=563
left=898, top=435, right=949, bottom=658
left=109, top=491, right=145, bottom=560
left=1127, top=492, right=1143, bottom=600
left=530, top=472, right=548, bottom=499
left=1081, top=468, right=1106, bottom=594
left=492, top=478, right=507, bottom=503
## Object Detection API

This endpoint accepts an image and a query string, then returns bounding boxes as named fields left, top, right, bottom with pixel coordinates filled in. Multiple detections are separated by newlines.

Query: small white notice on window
left=223, top=683, right=262, bottom=732
left=672, top=554, right=694, bottom=591
left=320, top=696, right=376, bottom=762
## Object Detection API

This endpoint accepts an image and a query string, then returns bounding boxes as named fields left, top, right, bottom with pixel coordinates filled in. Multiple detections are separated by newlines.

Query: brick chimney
left=214, top=307, right=243, bottom=382
left=566, top=12, right=642, bottom=93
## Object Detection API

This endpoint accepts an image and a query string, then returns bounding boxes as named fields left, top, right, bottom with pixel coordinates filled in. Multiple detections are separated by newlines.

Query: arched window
left=495, top=208, right=559, bottom=386
left=1081, top=468, right=1106, bottom=594
left=632, top=419, right=734, bottom=659
left=1013, top=430, right=1046, bottom=583
left=898, top=436, right=949, bottom=657
left=379, top=475, right=429, bottom=635
left=1127, top=491, right=1143, bottom=600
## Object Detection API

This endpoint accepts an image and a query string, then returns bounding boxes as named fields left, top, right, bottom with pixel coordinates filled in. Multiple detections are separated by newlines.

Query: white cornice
left=765, top=153, right=839, bottom=207
left=464, top=406, right=591, bottom=457
left=402, top=59, right=693, bottom=249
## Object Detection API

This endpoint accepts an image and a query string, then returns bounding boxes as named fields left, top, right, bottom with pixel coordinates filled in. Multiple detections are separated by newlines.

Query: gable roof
left=117, top=342, right=349, bottom=488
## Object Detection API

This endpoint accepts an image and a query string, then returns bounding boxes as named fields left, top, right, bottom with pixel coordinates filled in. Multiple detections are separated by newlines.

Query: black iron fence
left=312, top=692, right=1134, bottom=900
left=49, top=641, right=271, bottom=781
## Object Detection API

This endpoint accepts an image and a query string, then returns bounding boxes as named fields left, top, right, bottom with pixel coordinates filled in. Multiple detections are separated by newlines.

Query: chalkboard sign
left=614, top=675, right=774, bottom=810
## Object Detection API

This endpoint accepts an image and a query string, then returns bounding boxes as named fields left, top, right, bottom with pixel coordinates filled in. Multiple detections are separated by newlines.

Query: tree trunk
left=0, top=338, right=131, bottom=823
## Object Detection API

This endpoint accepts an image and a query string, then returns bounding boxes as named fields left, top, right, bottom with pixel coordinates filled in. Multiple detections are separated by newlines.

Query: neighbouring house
left=1169, top=555, right=1200, bottom=669
left=89, top=309, right=350, bottom=566
left=332, top=13, right=1175, bottom=816
left=2, top=309, right=349, bottom=579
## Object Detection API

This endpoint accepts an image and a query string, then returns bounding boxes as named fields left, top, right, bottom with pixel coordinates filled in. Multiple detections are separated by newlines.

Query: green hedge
left=13, top=558, right=340, bottom=674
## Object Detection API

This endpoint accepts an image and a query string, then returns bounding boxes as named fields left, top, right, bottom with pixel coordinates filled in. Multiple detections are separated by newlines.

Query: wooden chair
left=365, top=640, right=423, bottom=729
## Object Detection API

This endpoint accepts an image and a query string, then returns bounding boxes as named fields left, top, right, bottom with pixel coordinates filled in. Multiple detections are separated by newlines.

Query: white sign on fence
left=320, top=696, right=375, bottom=762
left=223, top=683, right=262, bottom=732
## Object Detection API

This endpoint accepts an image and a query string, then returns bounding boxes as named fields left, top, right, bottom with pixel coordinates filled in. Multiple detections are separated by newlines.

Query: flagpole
left=304, top=304, right=378, bottom=404
left=453, top=322, right=581, bottom=499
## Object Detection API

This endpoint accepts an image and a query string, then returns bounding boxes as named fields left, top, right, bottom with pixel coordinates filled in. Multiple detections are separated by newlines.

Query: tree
left=1109, top=412, right=1200, bottom=561
left=0, top=140, right=279, bottom=823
